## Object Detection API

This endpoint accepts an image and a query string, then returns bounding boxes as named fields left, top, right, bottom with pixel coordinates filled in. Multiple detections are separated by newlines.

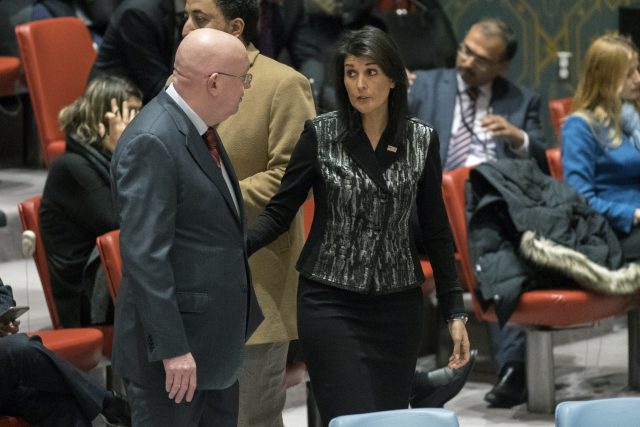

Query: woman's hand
left=100, top=98, right=138, bottom=152
left=634, top=208, right=640, bottom=226
left=447, top=319, right=471, bottom=369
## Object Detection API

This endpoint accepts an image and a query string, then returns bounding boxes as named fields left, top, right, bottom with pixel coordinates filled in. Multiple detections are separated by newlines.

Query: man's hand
left=163, top=352, right=197, bottom=403
left=480, top=114, right=525, bottom=149
left=447, top=319, right=471, bottom=369
left=0, top=319, right=20, bottom=337
left=406, top=68, right=416, bottom=86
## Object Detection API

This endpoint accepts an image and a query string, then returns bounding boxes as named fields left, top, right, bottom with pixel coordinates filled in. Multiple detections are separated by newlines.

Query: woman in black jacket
left=40, top=76, right=141, bottom=327
left=248, top=26, right=470, bottom=425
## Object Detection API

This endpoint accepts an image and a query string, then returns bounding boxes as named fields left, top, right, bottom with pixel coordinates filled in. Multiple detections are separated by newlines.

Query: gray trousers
left=237, top=341, right=289, bottom=427
left=127, top=379, right=238, bottom=427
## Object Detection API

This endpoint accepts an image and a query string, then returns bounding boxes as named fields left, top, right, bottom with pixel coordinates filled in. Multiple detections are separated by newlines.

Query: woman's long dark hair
left=333, top=25, right=408, bottom=145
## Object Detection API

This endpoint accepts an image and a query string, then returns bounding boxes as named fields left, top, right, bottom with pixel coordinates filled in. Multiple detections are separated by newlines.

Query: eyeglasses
left=457, top=43, right=503, bottom=69
left=212, top=71, right=253, bottom=88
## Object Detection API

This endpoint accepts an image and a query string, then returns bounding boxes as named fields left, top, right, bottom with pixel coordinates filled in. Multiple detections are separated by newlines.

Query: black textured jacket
left=248, top=112, right=464, bottom=319
left=466, top=159, right=622, bottom=324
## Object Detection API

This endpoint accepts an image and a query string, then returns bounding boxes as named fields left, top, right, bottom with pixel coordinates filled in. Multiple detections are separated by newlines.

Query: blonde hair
left=572, top=33, right=640, bottom=147
left=58, top=76, right=142, bottom=148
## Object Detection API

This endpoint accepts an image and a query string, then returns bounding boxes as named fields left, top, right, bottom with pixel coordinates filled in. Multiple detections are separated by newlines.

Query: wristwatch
left=447, top=314, right=469, bottom=325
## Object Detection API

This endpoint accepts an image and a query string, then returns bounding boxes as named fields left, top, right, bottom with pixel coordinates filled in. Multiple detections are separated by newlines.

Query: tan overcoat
left=217, top=44, right=316, bottom=344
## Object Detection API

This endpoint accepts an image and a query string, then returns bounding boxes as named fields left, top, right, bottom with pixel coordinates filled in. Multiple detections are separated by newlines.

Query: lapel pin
left=387, top=145, right=398, bottom=153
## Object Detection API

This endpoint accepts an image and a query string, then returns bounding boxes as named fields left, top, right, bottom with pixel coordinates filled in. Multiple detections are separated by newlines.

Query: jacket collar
left=65, top=135, right=111, bottom=184
left=158, top=90, right=244, bottom=226
left=246, top=43, right=260, bottom=67
left=337, top=123, right=402, bottom=191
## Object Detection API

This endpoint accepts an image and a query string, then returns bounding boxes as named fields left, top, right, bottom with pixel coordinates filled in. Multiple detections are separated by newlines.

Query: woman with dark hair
left=248, top=26, right=470, bottom=424
left=563, top=33, right=640, bottom=262
left=40, top=75, right=142, bottom=327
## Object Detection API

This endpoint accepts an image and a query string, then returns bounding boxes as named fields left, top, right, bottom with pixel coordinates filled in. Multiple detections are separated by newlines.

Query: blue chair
left=329, top=408, right=459, bottom=427
left=555, top=397, right=640, bottom=427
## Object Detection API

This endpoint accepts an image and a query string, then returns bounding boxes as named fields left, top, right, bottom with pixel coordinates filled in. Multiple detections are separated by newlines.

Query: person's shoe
left=484, top=362, right=527, bottom=408
left=410, top=349, right=477, bottom=408
left=101, top=391, right=131, bottom=426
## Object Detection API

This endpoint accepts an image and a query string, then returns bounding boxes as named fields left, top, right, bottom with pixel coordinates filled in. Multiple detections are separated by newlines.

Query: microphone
left=22, top=230, right=36, bottom=257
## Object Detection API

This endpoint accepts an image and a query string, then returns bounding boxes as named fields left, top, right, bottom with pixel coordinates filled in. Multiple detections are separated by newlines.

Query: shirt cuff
left=509, top=130, right=529, bottom=157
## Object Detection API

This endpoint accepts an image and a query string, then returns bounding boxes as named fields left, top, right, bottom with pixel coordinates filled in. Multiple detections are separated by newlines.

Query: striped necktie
left=202, top=127, right=221, bottom=168
left=445, top=87, right=479, bottom=170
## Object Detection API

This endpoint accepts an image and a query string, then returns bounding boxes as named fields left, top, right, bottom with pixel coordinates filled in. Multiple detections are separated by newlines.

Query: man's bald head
left=173, top=28, right=249, bottom=125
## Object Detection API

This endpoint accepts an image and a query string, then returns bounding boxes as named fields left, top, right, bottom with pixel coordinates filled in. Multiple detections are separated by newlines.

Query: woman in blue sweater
left=563, top=33, right=640, bottom=261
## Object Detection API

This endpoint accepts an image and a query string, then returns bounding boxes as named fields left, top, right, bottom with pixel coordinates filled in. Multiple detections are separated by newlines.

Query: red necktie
left=202, top=127, right=221, bottom=168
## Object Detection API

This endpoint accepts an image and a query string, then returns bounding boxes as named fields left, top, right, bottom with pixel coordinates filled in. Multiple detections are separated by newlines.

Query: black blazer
left=408, top=68, right=549, bottom=173
left=111, top=90, right=263, bottom=390
left=90, top=0, right=178, bottom=102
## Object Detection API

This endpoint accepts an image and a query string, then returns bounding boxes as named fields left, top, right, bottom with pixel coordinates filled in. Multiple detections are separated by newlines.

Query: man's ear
left=228, top=18, right=245, bottom=41
left=207, top=73, right=219, bottom=94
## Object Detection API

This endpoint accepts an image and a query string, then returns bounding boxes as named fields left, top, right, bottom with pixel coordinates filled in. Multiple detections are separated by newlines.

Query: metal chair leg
left=526, top=328, right=555, bottom=413
left=629, top=309, right=640, bottom=390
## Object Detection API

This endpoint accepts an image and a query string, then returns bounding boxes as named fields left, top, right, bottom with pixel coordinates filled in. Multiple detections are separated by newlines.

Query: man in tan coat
left=182, top=1, right=315, bottom=425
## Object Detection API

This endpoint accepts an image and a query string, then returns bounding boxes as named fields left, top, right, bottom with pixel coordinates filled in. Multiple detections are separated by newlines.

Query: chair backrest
left=96, top=229, right=122, bottom=302
left=17, top=195, right=62, bottom=328
left=555, top=397, right=640, bottom=427
left=0, top=56, right=21, bottom=97
left=441, top=167, right=485, bottom=318
left=546, top=147, right=563, bottom=181
left=15, top=17, right=96, bottom=166
left=303, top=196, right=315, bottom=240
left=549, top=97, right=573, bottom=145
left=329, top=408, right=459, bottom=427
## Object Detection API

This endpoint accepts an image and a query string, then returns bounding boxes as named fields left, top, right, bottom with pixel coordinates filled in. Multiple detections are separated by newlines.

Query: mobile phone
left=0, top=306, right=29, bottom=323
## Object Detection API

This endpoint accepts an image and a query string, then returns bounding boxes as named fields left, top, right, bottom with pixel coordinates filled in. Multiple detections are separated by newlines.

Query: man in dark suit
left=408, top=18, right=544, bottom=408
left=90, top=0, right=185, bottom=102
left=110, top=28, right=263, bottom=426
left=409, top=18, right=547, bottom=174
left=0, top=278, right=130, bottom=426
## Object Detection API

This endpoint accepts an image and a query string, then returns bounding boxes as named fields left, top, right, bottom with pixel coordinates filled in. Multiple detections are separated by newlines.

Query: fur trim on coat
left=520, top=230, right=640, bottom=295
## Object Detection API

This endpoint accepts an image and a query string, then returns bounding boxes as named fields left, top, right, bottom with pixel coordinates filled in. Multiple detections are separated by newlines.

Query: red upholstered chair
left=441, top=166, right=639, bottom=413
left=30, top=328, right=103, bottom=372
left=302, top=196, right=315, bottom=240
left=549, top=97, right=573, bottom=145
left=96, top=230, right=122, bottom=302
left=18, top=196, right=113, bottom=357
left=0, top=56, right=21, bottom=97
left=15, top=17, right=96, bottom=166
left=546, top=147, right=563, bottom=181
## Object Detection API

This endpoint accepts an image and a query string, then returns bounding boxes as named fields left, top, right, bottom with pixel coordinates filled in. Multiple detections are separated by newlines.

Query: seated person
left=563, top=33, right=640, bottom=263
left=0, top=277, right=130, bottom=426
left=90, top=0, right=184, bottom=102
left=40, top=76, right=141, bottom=327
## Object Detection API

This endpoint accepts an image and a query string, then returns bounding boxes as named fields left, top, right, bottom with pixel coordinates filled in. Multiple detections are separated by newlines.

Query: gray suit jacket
left=110, top=90, right=263, bottom=390
left=408, top=68, right=548, bottom=172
